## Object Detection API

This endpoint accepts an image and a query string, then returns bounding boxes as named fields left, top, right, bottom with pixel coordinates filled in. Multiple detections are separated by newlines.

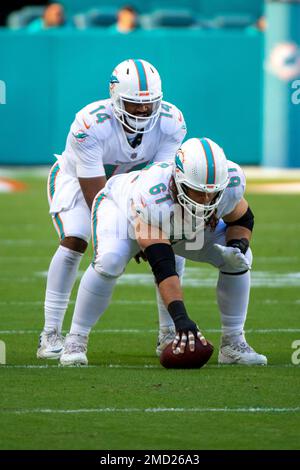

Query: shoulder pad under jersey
left=159, top=100, right=187, bottom=136
left=75, top=99, right=113, bottom=140
left=219, top=161, right=246, bottom=217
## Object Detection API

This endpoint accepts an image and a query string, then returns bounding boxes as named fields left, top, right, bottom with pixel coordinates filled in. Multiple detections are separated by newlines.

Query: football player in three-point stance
left=37, top=59, right=187, bottom=359
left=60, top=137, right=267, bottom=366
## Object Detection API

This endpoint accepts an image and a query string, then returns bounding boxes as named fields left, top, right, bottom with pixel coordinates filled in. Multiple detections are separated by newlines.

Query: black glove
left=173, top=317, right=198, bottom=335
left=168, top=301, right=206, bottom=353
left=168, top=300, right=198, bottom=335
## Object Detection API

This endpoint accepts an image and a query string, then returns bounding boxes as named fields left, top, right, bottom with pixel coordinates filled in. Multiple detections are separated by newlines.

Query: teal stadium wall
left=60, top=0, right=263, bottom=17
left=0, top=28, right=263, bottom=165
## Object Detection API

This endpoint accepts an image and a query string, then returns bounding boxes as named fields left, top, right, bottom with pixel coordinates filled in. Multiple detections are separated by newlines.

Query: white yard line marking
left=2, top=269, right=300, bottom=287
left=1, top=407, right=299, bottom=414
left=0, top=328, right=300, bottom=335
left=0, top=364, right=297, bottom=370
left=30, top=270, right=300, bottom=288
left=0, top=299, right=299, bottom=307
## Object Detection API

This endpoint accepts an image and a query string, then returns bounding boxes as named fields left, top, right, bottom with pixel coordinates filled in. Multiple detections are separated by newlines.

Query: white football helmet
left=174, top=137, right=229, bottom=221
left=109, top=58, right=163, bottom=133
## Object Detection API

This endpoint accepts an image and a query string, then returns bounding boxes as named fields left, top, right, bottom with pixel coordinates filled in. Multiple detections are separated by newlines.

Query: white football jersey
left=56, top=99, right=186, bottom=179
left=104, top=160, right=246, bottom=240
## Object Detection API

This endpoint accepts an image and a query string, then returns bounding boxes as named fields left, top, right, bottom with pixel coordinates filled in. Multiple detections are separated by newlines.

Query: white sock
left=70, top=264, right=117, bottom=337
left=156, top=255, right=185, bottom=329
left=217, top=270, right=250, bottom=341
left=44, top=246, right=83, bottom=333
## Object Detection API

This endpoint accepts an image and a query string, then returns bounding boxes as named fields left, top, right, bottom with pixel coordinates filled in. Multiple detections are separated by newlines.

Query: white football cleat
left=156, top=326, right=176, bottom=357
left=218, top=333, right=267, bottom=365
left=37, top=329, right=64, bottom=359
left=60, top=334, right=88, bottom=366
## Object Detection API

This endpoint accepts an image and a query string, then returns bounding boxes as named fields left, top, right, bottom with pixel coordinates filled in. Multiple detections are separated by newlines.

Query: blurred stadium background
left=0, top=0, right=299, bottom=168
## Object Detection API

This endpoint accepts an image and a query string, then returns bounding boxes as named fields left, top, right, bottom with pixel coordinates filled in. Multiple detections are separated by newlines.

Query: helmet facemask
left=113, top=94, right=162, bottom=133
left=175, top=180, right=227, bottom=222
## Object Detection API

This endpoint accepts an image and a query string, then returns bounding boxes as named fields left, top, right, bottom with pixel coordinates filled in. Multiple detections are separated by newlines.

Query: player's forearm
left=154, top=266, right=197, bottom=334
left=143, top=243, right=194, bottom=330
left=158, top=275, right=183, bottom=307
left=226, top=226, right=252, bottom=243
left=78, top=176, right=107, bottom=210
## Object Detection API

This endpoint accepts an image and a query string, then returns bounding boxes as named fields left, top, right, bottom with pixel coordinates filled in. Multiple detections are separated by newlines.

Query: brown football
left=160, top=338, right=214, bottom=369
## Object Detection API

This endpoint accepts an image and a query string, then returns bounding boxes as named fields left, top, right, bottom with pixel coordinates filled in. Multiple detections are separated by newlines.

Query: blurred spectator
left=246, top=15, right=267, bottom=34
left=256, top=16, right=267, bottom=32
left=1, top=1, right=44, bottom=26
left=27, top=3, right=65, bottom=31
left=110, top=5, right=138, bottom=34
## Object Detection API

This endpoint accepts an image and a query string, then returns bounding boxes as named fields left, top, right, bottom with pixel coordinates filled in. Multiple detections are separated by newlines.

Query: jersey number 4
left=90, top=105, right=111, bottom=124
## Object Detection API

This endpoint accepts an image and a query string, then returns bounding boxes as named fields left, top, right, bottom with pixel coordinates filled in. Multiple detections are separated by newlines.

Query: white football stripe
left=1, top=407, right=299, bottom=415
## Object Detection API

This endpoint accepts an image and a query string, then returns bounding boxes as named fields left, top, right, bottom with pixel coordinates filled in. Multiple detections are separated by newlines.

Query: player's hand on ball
left=172, top=319, right=207, bottom=354
left=213, top=243, right=251, bottom=270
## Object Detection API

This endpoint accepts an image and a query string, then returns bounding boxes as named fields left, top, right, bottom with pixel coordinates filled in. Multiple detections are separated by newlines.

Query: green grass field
left=0, top=174, right=300, bottom=450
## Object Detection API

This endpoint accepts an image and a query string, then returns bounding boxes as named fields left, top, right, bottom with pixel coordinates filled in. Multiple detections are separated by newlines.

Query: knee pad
left=94, top=252, right=127, bottom=278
